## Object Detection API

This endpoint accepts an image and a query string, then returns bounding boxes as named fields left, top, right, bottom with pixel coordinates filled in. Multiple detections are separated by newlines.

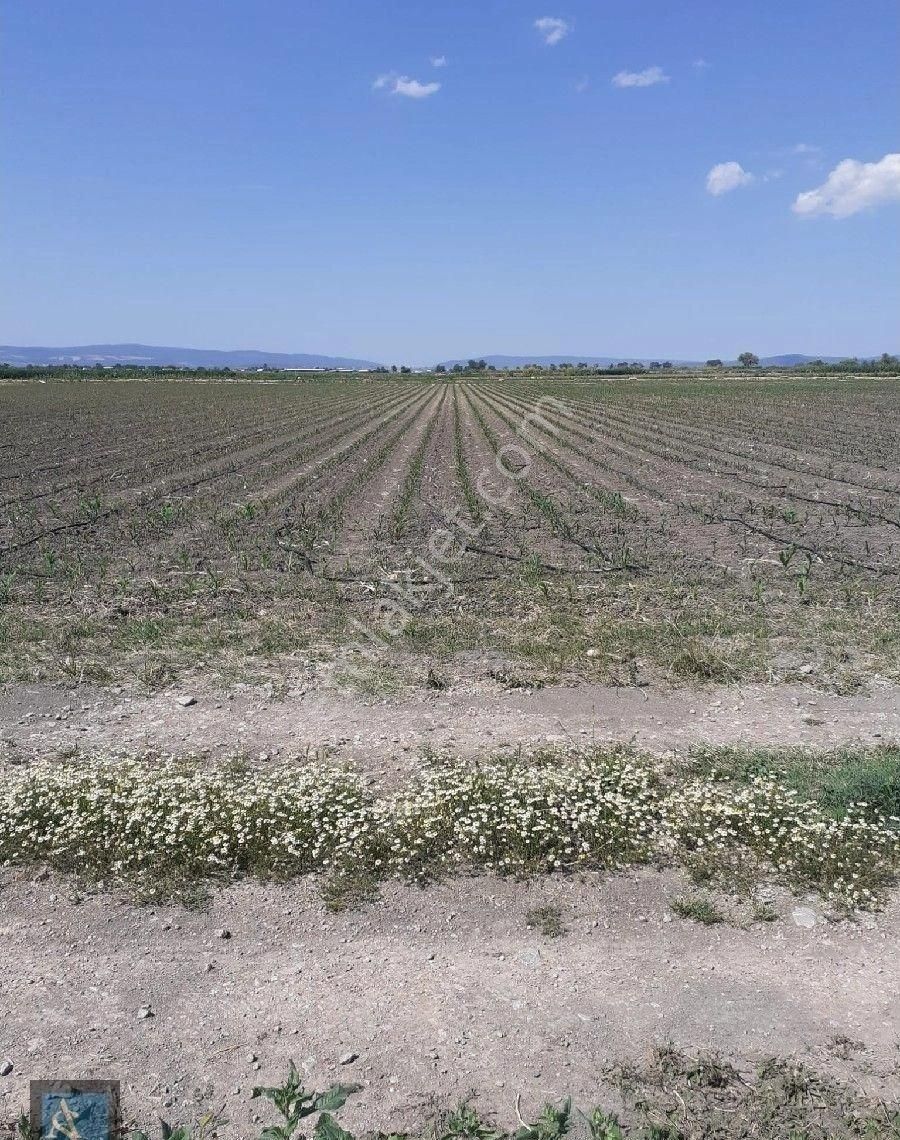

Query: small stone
left=137, top=1005, right=154, bottom=1020
left=339, top=1052, right=358, bottom=1065
left=791, top=906, right=817, bottom=929
left=426, top=951, right=435, bottom=961
left=1, top=1060, right=13, bottom=1077
left=801, top=712, right=824, bottom=726
left=216, top=928, right=232, bottom=940
left=204, top=962, right=214, bottom=973
left=177, top=695, right=197, bottom=707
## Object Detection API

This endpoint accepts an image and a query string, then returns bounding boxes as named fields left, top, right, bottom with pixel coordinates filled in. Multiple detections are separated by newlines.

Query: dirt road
left=1, top=871, right=898, bottom=1134
left=1, top=679, right=899, bottom=772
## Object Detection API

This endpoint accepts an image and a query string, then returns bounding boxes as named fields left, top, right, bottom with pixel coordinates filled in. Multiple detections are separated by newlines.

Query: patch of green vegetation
left=334, top=662, right=405, bottom=696
left=104, top=1050, right=900, bottom=1140
left=688, top=744, right=900, bottom=821
left=668, top=638, right=741, bottom=683
left=0, top=559, right=897, bottom=691
left=526, top=903, right=566, bottom=938
left=751, top=899, right=778, bottom=923
left=670, top=894, right=725, bottom=925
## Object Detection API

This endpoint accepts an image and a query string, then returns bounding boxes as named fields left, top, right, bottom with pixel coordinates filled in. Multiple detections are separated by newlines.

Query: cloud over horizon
left=611, top=66, right=669, bottom=88
left=373, top=72, right=441, bottom=98
left=706, top=161, right=754, bottom=195
left=792, top=153, right=900, bottom=218
left=534, top=17, right=570, bottom=45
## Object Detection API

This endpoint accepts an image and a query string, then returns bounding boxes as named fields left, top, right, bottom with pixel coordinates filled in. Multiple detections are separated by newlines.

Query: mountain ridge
left=1, top=344, right=887, bottom=370
left=0, top=343, right=382, bottom=370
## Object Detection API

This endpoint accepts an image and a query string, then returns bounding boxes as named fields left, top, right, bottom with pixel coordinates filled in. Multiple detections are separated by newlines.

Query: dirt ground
left=1, top=678, right=900, bottom=1131
left=1, top=869, right=899, bottom=1134
left=2, top=678, right=899, bottom=772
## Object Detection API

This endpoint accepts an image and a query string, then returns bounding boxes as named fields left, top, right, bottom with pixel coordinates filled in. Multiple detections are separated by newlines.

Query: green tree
left=738, top=352, right=759, bottom=368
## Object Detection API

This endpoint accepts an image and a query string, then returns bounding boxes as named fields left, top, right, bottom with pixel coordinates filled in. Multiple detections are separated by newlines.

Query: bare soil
left=1, top=868, right=898, bottom=1134
left=2, top=678, right=898, bottom=773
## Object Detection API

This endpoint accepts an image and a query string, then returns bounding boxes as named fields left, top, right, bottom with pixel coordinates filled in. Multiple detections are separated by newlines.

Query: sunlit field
left=1, top=372, right=898, bottom=692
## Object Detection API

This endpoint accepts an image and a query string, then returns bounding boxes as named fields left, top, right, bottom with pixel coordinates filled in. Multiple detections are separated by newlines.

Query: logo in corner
left=30, top=1081, right=121, bottom=1140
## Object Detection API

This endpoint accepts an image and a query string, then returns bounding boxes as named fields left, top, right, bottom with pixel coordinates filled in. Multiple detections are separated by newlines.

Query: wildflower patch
left=1, top=750, right=897, bottom=909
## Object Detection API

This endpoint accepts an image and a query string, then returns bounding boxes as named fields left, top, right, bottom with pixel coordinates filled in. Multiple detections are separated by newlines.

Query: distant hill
left=2, top=345, right=885, bottom=373
left=0, top=344, right=382, bottom=370
left=759, top=354, right=846, bottom=366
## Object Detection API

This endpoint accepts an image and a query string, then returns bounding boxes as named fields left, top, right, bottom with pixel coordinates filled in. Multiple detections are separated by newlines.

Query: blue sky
left=2, top=0, right=898, bottom=363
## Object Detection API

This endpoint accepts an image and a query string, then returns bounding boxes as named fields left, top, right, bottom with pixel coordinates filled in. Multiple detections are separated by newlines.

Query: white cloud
left=611, top=66, right=669, bottom=88
left=792, top=142, right=820, bottom=155
left=793, top=153, right=900, bottom=218
left=692, top=58, right=710, bottom=69
left=430, top=55, right=447, bottom=68
left=574, top=75, right=589, bottom=92
left=534, top=17, right=570, bottom=45
left=373, top=72, right=441, bottom=98
left=706, top=161, right=754, bottom=196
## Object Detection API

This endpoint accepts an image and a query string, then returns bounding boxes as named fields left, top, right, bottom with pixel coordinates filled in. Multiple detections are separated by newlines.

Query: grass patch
left=668, top=638, right=742, bottom=683
left=688, top=743, right=900, bottom=821
left=670, top=893, right=725, bottom=925
left=0, top=569, right=897, bottom=692
left=333, top=662, right=405, bottom=696
left=526, top=903, right=566, bottom=938
left=320, top=868, right=381, bottom=913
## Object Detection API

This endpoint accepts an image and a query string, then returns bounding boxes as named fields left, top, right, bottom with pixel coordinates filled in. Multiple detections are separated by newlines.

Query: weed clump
left=113, top=1051, right=900, bottom=1139
left=526, top=904, right=566, bottom=938
left=670, top=894, right=725, bottom=925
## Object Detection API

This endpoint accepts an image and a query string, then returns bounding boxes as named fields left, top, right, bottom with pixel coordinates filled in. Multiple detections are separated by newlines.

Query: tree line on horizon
left=1, top=352, right=898, bottom=381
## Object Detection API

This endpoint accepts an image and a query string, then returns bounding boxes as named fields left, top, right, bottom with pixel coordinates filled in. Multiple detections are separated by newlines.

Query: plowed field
left=1, top=374, right=898, bottom=690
